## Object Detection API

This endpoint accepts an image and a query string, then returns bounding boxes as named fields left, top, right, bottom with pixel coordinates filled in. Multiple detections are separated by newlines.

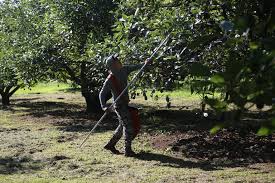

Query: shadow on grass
left=3, top=99, right=268, bottom=134
left=0, top=97, right=40, bottom=111
left=136, top=152, right=249, bottom=170
left=8, top=100, right=117, bottom=132
left=56, top=116, right=118, bottom=133
left=10, top=97, right=41, bottom=103
left=14, top=100, right=87, bottom=119
left=1, top=96, right=218, bottom=134
left=10, top=99, right=213, bottom=133
left=57, top=109, right=211, bottom=133
left=5, top=99, right=274, bottom=167
left=140, top=109, right=217, bottom=133
left=0, top=157, right=42, bottom=175
left=59, top=87, right=81, bottom=93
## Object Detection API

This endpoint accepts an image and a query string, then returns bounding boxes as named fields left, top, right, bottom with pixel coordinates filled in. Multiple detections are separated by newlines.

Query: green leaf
left=210, top=124, right=223, bottom=135
left=163, top=56, right=177, bottom=61
left=205, top=98, right=227, bottom=112
left=272, top=118, right=275, bottom=127
left=190, top=63, right=211, bottom=77
left=188, top=34, right=217, bottom=50
left=247, top=91, right=262, bottom=100
left=211, top=74, right=225, bottom=84
left=257, top=127, right=270, bottom=136
left=249, top=42, right=259, bottom=50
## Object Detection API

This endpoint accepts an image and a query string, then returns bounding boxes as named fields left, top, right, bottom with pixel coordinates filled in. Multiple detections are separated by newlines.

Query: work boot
left=124, top=148, right=137, bottom=157
left=104, top=144, right=120, bottom=154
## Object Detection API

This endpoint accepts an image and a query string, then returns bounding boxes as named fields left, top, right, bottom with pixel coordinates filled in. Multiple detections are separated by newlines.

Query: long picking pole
left=79, top=35, right=170, bottom=148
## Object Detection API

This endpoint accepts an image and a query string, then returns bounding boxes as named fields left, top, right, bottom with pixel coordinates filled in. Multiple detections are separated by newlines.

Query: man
left=99, top=54, right=150, bottom=157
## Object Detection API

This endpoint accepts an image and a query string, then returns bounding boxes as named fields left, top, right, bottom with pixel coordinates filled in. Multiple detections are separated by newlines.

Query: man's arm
left=99, top=78, right=111, bottom=110
left=125, top=59, right=152, bottom=74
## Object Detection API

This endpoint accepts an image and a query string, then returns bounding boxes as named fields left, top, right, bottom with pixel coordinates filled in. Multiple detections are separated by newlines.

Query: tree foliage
left=110, top=0, right=275, bottom=133
left=0, top=0, right=274, bottom=134
left=0, top=0, right=48, bottom=105
left=112, top=0, right=274, bottom=97
left=1, top=0, right=118, bottom=111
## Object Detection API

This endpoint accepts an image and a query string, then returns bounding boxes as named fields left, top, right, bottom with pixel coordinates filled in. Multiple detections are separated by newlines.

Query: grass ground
left=15, top=82, right=73, bottom=95
left=0, top=83, right=274, bottom=183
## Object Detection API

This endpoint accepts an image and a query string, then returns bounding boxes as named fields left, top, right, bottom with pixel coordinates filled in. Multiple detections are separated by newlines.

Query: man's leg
left=128, top=106, right=140, bottom=139
left=105, top=124, right=123, bottom=146
left=104, top=123, right=123, bottom=154
left=115, top=105, right=136, bottom=156
left=123, top=122, right=136, bottom=157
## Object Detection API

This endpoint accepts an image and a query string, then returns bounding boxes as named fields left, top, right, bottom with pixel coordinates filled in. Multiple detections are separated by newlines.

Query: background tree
left=30, top=0, right=118, bottom=113
left=1, top=0, right=274, bottom=133
left=0, top=0, right=118, bottom=112
left=108, top=0, right=275, bottom=134
left=0, top=0, right=47, bottom=106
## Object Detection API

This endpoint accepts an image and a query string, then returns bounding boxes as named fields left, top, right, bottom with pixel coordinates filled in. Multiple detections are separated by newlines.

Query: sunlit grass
left=14, top=82, right=199, bottom=100
left=133, top=87, right=199, bottom=100
left=15, top=82, right=72, bottom=95
left=129, top=87, right=200, bottom=108
left=154, top=88, right=199, bottom=100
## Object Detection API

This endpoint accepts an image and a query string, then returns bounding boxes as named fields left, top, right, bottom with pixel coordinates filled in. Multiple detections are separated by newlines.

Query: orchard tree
left=0, top=1, right=29, bottom=106
left=0, top=4, right=17, bottom=105
left=0, top=0, right=50, bottom=106
left=110, top=0, right=275, bottom=133
left=110, top=0, right=189, bottom=99
left=112, top=0, right=275, bottom=111
left=181, top=0, right=275, bottom=120
left=0, top=59, right=22, bottom=106
left=26, top=0, right=118, bottom=113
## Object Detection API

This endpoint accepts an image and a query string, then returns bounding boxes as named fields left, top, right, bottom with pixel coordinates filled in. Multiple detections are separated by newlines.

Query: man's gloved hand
left=103, top=106, right=114, bottom=113
left=145, top=58, right=152, bottom=65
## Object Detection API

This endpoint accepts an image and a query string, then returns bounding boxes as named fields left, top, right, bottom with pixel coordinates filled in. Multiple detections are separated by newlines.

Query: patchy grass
left=0, top=91, right=275, bottom=182
left=149, top=87, right=199, bottom=99
left=130, top=88, right=200, bottom=110
left=15, top=82, right=73, bottom=95
left=15, top=81, right=199, bottom=100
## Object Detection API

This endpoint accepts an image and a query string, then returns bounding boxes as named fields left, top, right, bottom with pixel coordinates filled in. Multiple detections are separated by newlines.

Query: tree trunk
left=82, top=90, right=102, bottom=113
left=1, top=93, right=10, bottom=106
left=0, top=85, right=21, bottom=106
left=79, top=62, right=113, bottom=114
left=79, top=61, right=100, bottom=113
left=81, top=87, right=112, bottom=114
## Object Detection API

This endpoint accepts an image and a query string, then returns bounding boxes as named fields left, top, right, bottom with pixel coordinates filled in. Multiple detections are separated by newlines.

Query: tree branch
left=4, top=85, right=13, bottom=95
left=62, top=63, right=81, bottom=85
left=0, top=85, right=3, bottom=95
left=80, top=62, right=90, bottom=93
left=8, top=85, right=22, bottom=97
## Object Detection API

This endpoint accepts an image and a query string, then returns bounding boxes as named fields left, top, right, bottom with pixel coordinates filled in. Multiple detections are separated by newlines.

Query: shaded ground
left=173, top=129, right=274, bottom=163
left=3, top=94, right=275, bottom=166
left=149, top=129, right=275, bottom=165
left=0, top=156, right=42, bottom=174
left=143, top=109, right=275, bottom=165
left=0, top=93, right=274, bottom=182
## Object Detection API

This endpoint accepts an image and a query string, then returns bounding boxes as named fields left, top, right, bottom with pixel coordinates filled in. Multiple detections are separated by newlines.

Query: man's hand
left=145, top=58, right=152, bottom=65
left=103, top=106, right=113, bottom=113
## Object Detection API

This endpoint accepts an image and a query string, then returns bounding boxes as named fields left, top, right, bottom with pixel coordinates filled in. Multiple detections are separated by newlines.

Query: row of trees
left=0, top=0, right=117, bottom=112
left=0, top=0, right=274, bottom=131
left=115, top=0, right=275, bottom=114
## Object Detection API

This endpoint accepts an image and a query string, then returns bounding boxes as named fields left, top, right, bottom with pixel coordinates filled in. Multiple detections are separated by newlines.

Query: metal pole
left=79, top=35, right=170, bottom=148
